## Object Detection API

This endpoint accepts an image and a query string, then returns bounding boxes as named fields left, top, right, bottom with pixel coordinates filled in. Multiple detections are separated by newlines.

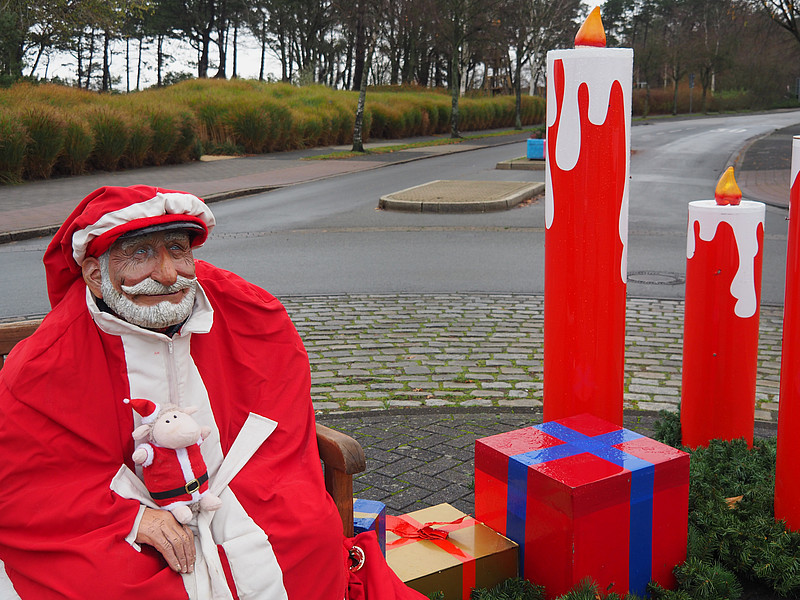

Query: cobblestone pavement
left=316, top=407, right=776, bottom=516
left=282, top=293, right=783, bottom=424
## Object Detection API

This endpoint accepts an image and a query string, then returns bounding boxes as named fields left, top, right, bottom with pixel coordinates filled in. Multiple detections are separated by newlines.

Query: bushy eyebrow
left=115, top=232, right=191, bottom=252
left=163, top=232, right=192, bottom=245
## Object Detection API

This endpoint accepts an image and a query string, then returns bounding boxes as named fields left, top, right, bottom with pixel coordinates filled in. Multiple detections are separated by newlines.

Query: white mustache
left=121, top=276, right=197, bottom=296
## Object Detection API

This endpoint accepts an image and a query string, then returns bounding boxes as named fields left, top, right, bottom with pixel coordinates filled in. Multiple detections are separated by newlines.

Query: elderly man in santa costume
left=0, top=185, right=424, bottom=600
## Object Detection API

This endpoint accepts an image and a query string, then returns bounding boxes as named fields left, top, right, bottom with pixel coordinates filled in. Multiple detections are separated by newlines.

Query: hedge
left=0, top=79, right=546, bottom=184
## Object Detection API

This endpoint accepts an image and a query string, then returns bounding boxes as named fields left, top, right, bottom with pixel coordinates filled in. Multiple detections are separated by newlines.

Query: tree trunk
left=157, top=34, right=164, bottom=87
left=351, top=2, right=366, bottom=91
left=352, top=47, right=371, bottom=152
left=76, top=35, right=83, bottom=88
left=450, top=53, right=460, bottom=138
left=215, top=25, right=228, bottom=78
left=232, top=24, right=238, bottom=78
left=125, top=37, right=130, bottom=92
left=136, top=35, right=143, bottom=90
left=514, top=59, right=523, bottom=130
left=29, top=43, right=45, bottom=76
left=102, top=31, right=111, bottom=91
left=344, top=38, right=353, bottom=89
left=199, top=28, right=211, bottom=77
left=259, top=15, right=267, bottom=81
left=86, top=29, right=95, bottom=89
left=672, top=76, right=679, bottom=115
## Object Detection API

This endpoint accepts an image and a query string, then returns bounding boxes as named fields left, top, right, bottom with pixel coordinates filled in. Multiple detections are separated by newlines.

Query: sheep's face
left=151, top=410, right=202, bottom=449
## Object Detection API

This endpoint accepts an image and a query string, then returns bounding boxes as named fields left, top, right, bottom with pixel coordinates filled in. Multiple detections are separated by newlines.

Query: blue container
left=527, top=138, right=545, bottom=160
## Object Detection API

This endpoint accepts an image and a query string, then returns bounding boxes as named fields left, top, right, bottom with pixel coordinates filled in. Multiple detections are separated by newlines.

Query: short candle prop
left=775, top=136, right=800, bottom=530
left=544, top=8, right=633, bottom=425
left=681, top=167, right=765, bottom=449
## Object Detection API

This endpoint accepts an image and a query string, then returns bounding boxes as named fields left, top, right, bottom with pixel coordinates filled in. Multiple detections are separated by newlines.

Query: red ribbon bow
left=386, top=516, right=469, bottom=540
left=386, top=513, right=477, bottom=599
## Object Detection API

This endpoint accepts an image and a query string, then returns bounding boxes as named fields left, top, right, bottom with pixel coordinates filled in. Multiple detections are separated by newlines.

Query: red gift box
left=475, top=413, right=689, bottom=598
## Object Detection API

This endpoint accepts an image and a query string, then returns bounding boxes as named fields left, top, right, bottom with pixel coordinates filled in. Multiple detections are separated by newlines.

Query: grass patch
left=307, top=128, right=539, bottom=160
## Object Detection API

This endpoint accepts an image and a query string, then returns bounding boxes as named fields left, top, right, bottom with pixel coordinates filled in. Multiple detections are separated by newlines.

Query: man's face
left=82, top=230, right=198, bottom=329
left=107, top=231, right=196, bottom=304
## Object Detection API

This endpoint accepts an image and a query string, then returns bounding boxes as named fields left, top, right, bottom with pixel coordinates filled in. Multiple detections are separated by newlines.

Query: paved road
left=2, top=112, right=798, bottom=319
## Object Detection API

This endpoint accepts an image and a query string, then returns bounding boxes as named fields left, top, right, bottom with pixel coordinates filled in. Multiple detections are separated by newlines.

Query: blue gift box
left=353, top=498, right=386, bottom=555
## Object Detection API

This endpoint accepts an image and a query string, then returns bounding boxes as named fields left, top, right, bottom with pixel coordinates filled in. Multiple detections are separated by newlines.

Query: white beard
left=99, top=254, right=197, bottom=329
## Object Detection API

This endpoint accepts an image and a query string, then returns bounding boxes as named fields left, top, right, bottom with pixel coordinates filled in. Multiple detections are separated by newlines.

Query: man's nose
left=150, top=247, right=179, bottom=286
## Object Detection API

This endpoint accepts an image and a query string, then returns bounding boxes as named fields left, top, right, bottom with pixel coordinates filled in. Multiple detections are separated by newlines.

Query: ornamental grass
left=227, top=99, right=274, bottom=153
left=20, top=105, right=66, bottom=179
left=0, top=109, right=28, bottom=183
left=0, top=79, right=545, bottom=184
left=168, top=110, right=201, bottom=163
left=123, top=118, right=153, bottom=169
left=86, top=106, right=130, bottom=171
left=145, top=107, right=180, bottom=165
left=55, top=117, right=94, bottom=176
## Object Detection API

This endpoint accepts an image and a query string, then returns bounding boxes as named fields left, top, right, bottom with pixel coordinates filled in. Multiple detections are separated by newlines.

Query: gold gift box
left=386, top=503, right=518, bottom=599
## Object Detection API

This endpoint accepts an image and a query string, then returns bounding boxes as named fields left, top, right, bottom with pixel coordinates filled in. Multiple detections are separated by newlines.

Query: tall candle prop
left=681, top=168, right=765, bottom=449
left=543, top=8, right=632, bottom=425
left=775, top=136, right=800, bottom=530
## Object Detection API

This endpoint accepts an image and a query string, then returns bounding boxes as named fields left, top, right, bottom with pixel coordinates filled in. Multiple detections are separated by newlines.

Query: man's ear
left=81, top=257, right=103, bottom=299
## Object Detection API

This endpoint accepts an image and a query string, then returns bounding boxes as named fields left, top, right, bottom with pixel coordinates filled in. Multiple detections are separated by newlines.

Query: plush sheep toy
left=124, top=398, right=222, bottom=524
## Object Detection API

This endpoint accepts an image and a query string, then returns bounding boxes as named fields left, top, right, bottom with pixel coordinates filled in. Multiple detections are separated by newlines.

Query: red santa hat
left=124, top=398, right=160, bottom=424
left=43, top=185, right=215, bottom=309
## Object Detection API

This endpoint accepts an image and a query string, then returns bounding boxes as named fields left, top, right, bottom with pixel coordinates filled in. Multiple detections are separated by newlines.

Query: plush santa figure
left=125, top=398, right=222, bottom=524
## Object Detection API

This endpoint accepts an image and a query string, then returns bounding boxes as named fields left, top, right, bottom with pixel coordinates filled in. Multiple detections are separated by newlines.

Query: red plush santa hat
left=124, top=398, right=160, bottom=424
left=43, top=185, right=215, bottom=308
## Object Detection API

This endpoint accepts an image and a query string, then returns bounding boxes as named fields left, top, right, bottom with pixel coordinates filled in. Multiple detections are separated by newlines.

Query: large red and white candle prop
left=681, top=168, right=765, bottom=449
left=544, top=8, right=632, bottom=425
left=775, top=136, right=800, bottom=530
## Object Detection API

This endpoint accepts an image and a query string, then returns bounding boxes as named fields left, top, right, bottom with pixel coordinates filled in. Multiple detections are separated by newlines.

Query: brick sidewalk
left=282, top=293, right=783, bottom=425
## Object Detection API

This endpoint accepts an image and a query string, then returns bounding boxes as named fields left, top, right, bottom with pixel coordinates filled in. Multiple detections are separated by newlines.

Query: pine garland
left=649, top=411, right=800, bottom=599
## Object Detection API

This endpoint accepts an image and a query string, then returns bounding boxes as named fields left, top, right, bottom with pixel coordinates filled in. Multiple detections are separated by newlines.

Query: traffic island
left=378, top=180, right=544, bottom=213
left=495, top=157, right=545, bottom=171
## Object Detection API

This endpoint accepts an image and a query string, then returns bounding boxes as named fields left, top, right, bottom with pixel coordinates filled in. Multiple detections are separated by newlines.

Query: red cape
left=0, top=261, right=347, bottom=599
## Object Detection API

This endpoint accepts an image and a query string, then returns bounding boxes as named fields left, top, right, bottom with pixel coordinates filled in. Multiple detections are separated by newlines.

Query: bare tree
left=688, top=0, right=742, bottom=112
left=501, top=0, right=580, bottom=129
left=432, top=0, right=499, bottom=137
left=758, top=0, right=800, bottom=45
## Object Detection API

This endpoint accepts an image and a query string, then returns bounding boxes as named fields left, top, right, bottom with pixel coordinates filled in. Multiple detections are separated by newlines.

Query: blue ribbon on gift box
left=507, top=422, right=654, bottom=596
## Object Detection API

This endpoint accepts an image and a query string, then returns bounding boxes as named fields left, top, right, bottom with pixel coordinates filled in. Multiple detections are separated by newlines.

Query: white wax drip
left=545, top=48, right=633, bottom=286
left=686, top=200, right=765, bottom=318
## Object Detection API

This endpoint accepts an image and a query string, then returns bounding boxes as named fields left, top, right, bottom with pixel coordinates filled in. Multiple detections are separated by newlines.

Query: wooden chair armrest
left=316, top=422, right=366, bottom=537
left=0, top=319, right=43, bottom=369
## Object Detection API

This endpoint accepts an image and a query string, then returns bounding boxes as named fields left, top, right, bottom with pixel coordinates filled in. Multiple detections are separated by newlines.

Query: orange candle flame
left=715, top=167, right=742, bottom=206
left=575, top=7, right=607, bottom=48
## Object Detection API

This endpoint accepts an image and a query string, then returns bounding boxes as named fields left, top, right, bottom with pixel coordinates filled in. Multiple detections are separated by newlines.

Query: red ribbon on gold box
left=385, top=503, right=518, bottom=600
